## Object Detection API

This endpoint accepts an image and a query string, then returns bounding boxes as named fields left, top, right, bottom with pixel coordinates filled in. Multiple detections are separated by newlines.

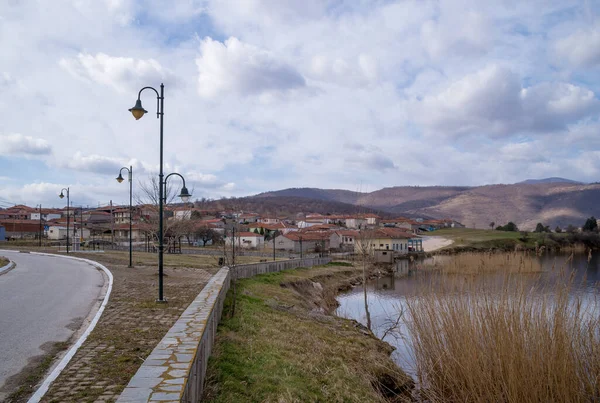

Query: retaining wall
left=117, top=257, right=330, bottom=403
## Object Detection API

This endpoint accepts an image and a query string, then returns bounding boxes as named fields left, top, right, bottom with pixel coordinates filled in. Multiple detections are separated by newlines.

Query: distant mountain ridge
left=517, top=177, right=584, bottom=185
left=253, top=179, right=598, bottom=230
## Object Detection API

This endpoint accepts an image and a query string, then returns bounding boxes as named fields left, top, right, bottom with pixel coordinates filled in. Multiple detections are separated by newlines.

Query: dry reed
left=424, top=251, right=543, bottom=274
left=405, top=260, right=600, bottom=402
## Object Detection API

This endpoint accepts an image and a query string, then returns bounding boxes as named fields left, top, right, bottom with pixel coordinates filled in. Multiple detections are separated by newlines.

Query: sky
left=1, top=0, right=599, bottom=209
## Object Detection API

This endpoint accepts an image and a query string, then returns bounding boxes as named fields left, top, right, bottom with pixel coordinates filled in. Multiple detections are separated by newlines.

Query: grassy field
left=432, top=228, right=569, bottom=251
left=204, top=262, right=413, bottom=402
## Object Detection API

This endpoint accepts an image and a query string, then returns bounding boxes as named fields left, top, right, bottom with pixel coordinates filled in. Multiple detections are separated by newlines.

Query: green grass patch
left=204, top=264, right=412, bottom=402
left=433, top=228, right=562, bottom=251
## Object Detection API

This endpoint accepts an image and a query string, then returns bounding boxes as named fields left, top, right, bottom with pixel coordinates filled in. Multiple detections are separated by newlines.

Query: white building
left=173, top=207, right=193, bottom=220
left=48, top=225, right=90, bottom=240
left=227, top=232, right=264, bottom=248
left=30, top=212, right=61, bottom=221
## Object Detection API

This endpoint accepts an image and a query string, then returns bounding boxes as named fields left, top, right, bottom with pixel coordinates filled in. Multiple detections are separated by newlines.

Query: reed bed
left=424, top=251, right=543, bottom=274
left=405, top=266, right=600, bottom=402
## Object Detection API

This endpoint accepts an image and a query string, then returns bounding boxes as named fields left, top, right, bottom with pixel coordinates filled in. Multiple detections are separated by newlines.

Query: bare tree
left=355, top=228, right=375, bottom=331
left=134, top=174, right=195, bottom=253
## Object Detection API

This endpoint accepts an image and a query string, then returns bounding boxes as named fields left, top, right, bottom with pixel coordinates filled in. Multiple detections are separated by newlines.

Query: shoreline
left=421, top=235, right=454, bottom=252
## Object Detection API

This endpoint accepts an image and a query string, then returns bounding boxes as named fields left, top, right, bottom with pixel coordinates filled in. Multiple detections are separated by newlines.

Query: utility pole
left=273, top=235, right=276, bottom=261
left=299, top=234, right=303, bottom=260
left=38, top=204, right=42, bottom=247
left=232, top=226, right=235, bottom=267
left=110, top=200, right=115, bottom=245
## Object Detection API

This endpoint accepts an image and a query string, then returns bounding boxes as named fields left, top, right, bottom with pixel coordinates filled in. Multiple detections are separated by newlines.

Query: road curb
left=21, top=252, right=114, bottom=403
left=0, top=260, right=16, bottom=276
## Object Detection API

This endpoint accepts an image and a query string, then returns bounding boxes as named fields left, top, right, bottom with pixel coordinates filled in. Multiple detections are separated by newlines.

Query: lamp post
left=128, top=84, right=191, bottom=302
left=59, top=188, right=69, bottom=253
left=117, top=166, right=133, bottom=268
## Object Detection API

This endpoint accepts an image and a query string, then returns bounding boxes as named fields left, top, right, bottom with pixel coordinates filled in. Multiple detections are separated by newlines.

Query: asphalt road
left=0, top=251, right=105, bottom=398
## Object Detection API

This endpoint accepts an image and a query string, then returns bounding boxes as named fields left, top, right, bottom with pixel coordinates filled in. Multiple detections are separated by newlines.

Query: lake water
left=336, top=252, right=600, bottom=378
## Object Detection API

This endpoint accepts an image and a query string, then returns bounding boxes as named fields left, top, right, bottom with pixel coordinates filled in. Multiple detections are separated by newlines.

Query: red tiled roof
left=336, top=230, right=360, bottom=237
left=300, top=224, right=338, bottom=232
left=282, top=232, right=331, bottom=241
left=248, top=222, right=288, bottom=230
left=374, top=228, right=413, bottom=239
left=236, top=232, right=262, bottom=237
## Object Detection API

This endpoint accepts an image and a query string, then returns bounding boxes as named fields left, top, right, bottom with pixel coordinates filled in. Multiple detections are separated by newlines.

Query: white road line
left=22, top=252, right=114, bottom=403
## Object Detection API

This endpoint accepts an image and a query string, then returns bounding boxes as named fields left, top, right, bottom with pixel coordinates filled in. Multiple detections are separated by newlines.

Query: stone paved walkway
left=37, top=256, right=214, bottom=403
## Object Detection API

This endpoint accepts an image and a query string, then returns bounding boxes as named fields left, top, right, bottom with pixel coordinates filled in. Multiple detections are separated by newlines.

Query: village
left=0, top=203, right=465, bottom=261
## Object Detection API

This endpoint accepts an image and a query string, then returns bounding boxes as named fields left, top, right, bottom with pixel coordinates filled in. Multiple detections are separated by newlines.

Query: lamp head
left=178, top=186, right=192, bottom=203
left=128, top=99, right=148, bottom=120
left=116, top=173, right=124, bottom=183
left=59, top=192, right=65, bottom=199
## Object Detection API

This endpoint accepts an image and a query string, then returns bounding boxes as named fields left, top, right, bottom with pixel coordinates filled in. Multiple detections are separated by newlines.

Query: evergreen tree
left=582, top=217, right=598, bottom=232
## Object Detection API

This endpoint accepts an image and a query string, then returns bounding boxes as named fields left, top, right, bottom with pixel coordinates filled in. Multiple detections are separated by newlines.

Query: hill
left=251, top=181, right=600, bottom=231
left=199, top=195, right=391, bottom=218
left=517, top=177, right=583, bottom=185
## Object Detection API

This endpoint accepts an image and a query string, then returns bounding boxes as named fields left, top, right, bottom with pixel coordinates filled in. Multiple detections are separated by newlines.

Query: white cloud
left=421, top=11, right=492, bottom=60
left=61, top=152, right=130, bottom=175
left=413, top=65, right=599, bottom=138
left=196, top=37, right=306, bottom=98
left=60, top=53, right=176, bottom=93
left=554, top=25, right=600, bottom=68
left=1, top=0, right=600, bottom=207
left=0, top=133, right=52, bottom=156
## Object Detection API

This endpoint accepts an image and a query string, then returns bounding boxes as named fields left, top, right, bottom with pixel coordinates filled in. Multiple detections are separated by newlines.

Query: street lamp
left=129, top=84, right=191, bottom=302
left=164, top=173, right=192, bottom=203
left=117, top=166, right=133, bottom=268
left=59, top=188, right=70, bottom=253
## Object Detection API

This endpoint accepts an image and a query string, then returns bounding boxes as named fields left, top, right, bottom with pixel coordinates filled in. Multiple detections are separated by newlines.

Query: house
left=330, top=230, right=360, bottom=250
left=47, top=226, right=68, bottom=240
left=1, top=205, right=36, bottom=220
left=248, top=222, right=295, bottom=236
left=345, top=217, right=367, bottom=229
left=380, top=218, right=418, bottom=232
left=226, top=232, right=264, bottom=248
left=30, top=209, right=62, bottom=221
left=0, top=219, right=42, bottom=239
left=173, top=206, right=193, bottom=220
left=200, top=219, right=225, bottom=229
left=261, top=217, right=280, bottom=224
left=113, top=207, right=132, bottom=224
left=273, top=232, right=330, bottom=253
left=363, top=214, right=380, bottom=226
left=113, top=224, right=146, bottom=242
left=354, top=228, right=414, bottom=255
left=296, top=219, right=324, bottom=228
left=237, top=213, right=260, bottom=224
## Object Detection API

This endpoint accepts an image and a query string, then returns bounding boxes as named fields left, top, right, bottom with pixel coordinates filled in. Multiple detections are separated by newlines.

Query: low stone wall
left=117, top=257, right=330, bottom=403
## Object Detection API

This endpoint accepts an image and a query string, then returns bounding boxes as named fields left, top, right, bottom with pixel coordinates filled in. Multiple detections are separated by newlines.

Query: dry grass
left=204, top=262, right=413, bottom=402
left=0, top=256, right=9, bottom=267
left=422, top=251, right=543, bottom=274
left=405, top=260, right=600, bottom=402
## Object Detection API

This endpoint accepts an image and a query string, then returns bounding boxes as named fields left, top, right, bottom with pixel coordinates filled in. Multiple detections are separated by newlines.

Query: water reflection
left=336, top=252, right=600, bottom=378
